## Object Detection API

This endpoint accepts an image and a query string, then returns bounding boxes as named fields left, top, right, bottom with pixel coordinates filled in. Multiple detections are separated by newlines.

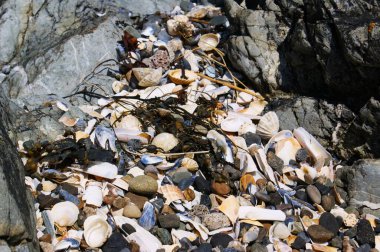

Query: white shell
left=151, top=133, right=179, bottom=152
left=42, top=181, right=57, bottom=192
left=221, top=116, right=252, bottom=132
left=256, top=112, right=279, bottom=139
left=275, top=137, right=302, bottom=165
left=238, top=122, right=257, bottom=135
left=83, top=182, right=103, bottom=207
left=51, top=201, right=79, bottom=227
left=238, top=206, right=286, bottom=221
left=113, top=115, right=142, bottom=131
left=293, top=127, right=332, bottom=169
left=84, top=215, right=112, bottom=248
left=207, top=130, right=234, bottom=163
left=237, top=92, right=254, bottom=104
left=86, top=162, right=118, bottom=179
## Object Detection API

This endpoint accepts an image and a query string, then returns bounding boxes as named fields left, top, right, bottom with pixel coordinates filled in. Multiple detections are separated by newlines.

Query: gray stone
left=128, top=175, right=158, bottom=196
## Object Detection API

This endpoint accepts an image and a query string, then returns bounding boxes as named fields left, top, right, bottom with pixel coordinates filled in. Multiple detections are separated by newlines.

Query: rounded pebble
left=306, top=185, right=321, bottom=204
left=128, top=175, right=158, bottom=196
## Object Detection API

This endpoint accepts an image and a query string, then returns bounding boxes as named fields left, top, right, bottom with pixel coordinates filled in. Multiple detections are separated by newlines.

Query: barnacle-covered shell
left=159, top=184, right=185, bottom=204
left=51, top=201, right=79, bottom=227
left=84, top=215, right=112, bottom=248
left=256, top=112, right=279, bottom=139
left=151, top=133, right=179, bottom=152
left=198, top=33, right=220, bottom=51
left=168, top=69, right=198, bottom=85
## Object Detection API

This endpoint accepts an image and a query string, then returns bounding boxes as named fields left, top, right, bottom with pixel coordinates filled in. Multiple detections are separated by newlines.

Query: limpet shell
left=256, top=111, right=279, bottom=139
left=151, top=133, right=179, bottom=152
left=51, top=201, right=79, bottom=227
left=198, top=33, right=219, bottom=51
left=168, top=69, right=198, bottom=85
left=84, top=215, right=112, bottom=248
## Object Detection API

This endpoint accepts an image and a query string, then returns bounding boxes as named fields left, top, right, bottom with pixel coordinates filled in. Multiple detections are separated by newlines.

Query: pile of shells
left=21, top=2, right=380, bottom=252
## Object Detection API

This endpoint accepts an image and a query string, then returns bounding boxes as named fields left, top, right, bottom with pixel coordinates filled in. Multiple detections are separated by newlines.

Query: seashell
left=183, top=50, right=200, bottom=72
left=238, top=206, right=286, bottom=221
left=207, top=130, right=234, bottom=163
left=344, top=213, right=358, bottom=227
left=198, top=33, right=219, bottom=51
left=264, top=130, right=293, bottom=153
left=58, top=115, right=78, bottom=127
left=295, top=164, right=317, bottom=182
left=311, top=244, right=338, bottom=252
left=238, top=122, right=257, bottom=135
left=186, top=5, right=208, bottom=19
left=139, top=83, right=177, bottom=99
left=275, top=137, right=302, bottom=165
left=242, top=226, right=260, bottom=243
left=54, top=238, right=80, bottom=251
left=218, top=195, right=240, bottom=224
left=171, top=229, right=198, bottom=243
left=51, top=201, right=79, bottom=227
left=138, top=68, right=162, bottom=87
left=113, top=115, right=142, bottom=131
left=181, top=157, right=199, bottom=172
left=114, top=128, right=151, bottom=145
left=141, top=154, right=164, bottom=165
left=112, top=81, right=128, bottom=93
left=86, top=162, right=118, bottom=179
left=168, top=69, right=198, bottom=85
left=177, top=214, right=209, bottom=240
left=167, top=19, right=178, bottom=36
left=114, top=216, right=162, bottom=252
left=79, top=105, right=103, bottom=118
left=250, top=146, right=277, bottom=184
left=83, top=182, right=103, bottom=207
left=237, top=92, right=254, bottom=104
left=75, top=131, right=89, bottom=141
left=56, top=101, right=69, bottom=111
left=269, top=222, right=291, bottom=241
left=84, top=215, right=112, bottom=248
left=42, top=210, right=56, bottom=239
left=42, top=180, right=57, bottom=192
left=159, top=184, right=185, bottom=204
left=151, top=133, right=179, bottom=152
left=240, top=174, right=255, bottom=192
left=256, top=112, right=279, bottom=139
left=220, top=116, right=252, bottom=132
left=92, top=126, right=117, bottom=152
left=203, top=85, right=230, bottom=99
left=273, top=240, right=292, bottom=252
left=293, top=127, right=332, bottom=169
left=138, top=202, right=156, bottom=230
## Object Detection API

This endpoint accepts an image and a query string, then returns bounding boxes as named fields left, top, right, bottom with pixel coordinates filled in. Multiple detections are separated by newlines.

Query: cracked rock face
left=225, top=0, right=380, bottom=108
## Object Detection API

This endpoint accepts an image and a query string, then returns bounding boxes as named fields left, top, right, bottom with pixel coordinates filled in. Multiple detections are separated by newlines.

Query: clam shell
left=84, top=215, right=112, bottom=248
left=238, top=206, right=286, bottom=221
left=181, top=157, right=199, bottom=172
left=159, top=184, right=185, bottom=204
left=218, top=195, right=240, bottom=224
left=113, top=115, right=142, bottom=131
left=83, top=182, right=103, bottom=207
left=256, top=112, right=279, bottom=139
left=86, top=162, right=118, bottom=179
left=151, top=133, right=179, bottom=152
left=207, top=130, right=234, bottom=163
left=51, top=201, right=79, bottom=227
left=138, top=202, right=156, bottom=230
left=293, top=127, right=332, bottom=169
left=114, top=128, right=151, bottom=144
left=168, top=69, right=198, bottom=85
left=295, top=164, right=317, bottom=182
left=238, top=122, right=257, bottom=135
left=198, top=33, right=219, bottom=51
left=275, top=137, right=301, bottom=165
left=138, top=68, right=162, bottom=87
left=221, top=116, right=252, bottom=133
left=264, top=130, right=293, bottom=153
left=251, top=146, right=277, bottom=184
left=54, top=238, right=80, bottom=251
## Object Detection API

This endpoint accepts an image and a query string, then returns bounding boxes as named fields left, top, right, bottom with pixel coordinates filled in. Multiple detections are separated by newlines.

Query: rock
left=194, top=176, right=211, bottom=194
left=295, top=148, right=308, bottom=163
left=330, top=236, right=343, bottom=249
left=242, top=132, right=261, bottom=146
left=123, top=203, right=142, bottom=218
left=255, top=192, right=271, bottom=203
left=291, top=236, right=306, bottom=250
left=272, top=222, right=290, bottom=239
left=321, top=194, right=335, bottom=212
left=307, top=225, right=335, bottom=243
left=210, top=233, right=233, bottom=248
left=152, top=227, right=172, bottom=245
left=267, top=151, right=284, bottom=174
left=295, top=189, right=308, bottom=202
left=195, top=243, right=212, bottom=252
left=128, top=175, right=158, bottom=196
left=101, top=232, right=130, bottom=252
left=158, top=214, right=180, bottom=229
left=319, top=212, right=340, bottom=234
left=249, top=243, right=268, bottom=252
left=202, top=213, right=230, bottom=231
left=306, top=185, right=321, bottom=204
left=189, top=205, right=209, bottom=219
left=172, top=171, right=192, bottom=185
left=356, top=219, right=375, bottom=247
left=242, top=227, right=259, bottom=243
left=125, top=192, right=148, bottom=210
left=211, top=181, right=231, bottom=195
left=344, top=227, right=357, bottom=238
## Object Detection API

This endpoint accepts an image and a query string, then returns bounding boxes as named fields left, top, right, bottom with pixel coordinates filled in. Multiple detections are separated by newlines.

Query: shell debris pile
left=20, top=2, right=380, bottom=252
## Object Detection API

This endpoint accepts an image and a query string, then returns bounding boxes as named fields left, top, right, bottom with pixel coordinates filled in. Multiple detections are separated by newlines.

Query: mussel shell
left=138, top=202, right=156, bottom=230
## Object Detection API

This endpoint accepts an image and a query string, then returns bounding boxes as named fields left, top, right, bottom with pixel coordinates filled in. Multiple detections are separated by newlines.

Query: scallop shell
left=198, top=33, right=220, bottom=51
left=218, top=195, right=239, bottom=224
left=86, top=162, right=118, bottom=179
left=181, top=157, right=199, bottom=172
left=293, top=127, right=332, bottom=169
left=159, top=184, right=185, bottom=204
left=275, top=137, right=302, bottom=165
left=84, top=215, right=112, bottom=248
left=138, top=68, right=162, bottom=87
left=256, top=112, right=279, bottom=139
left=168, top=69, right=198, bottom=85
left=51, top=201, right=79, bottom=227
left=138, top=202, right=156, bottom=230
left=151, top=133, right=179, bottom=152
left=238, top=206, right=286, bottom=221
left=83, top=182, right=103, bottom=207
left=221, top=116, right=252, bottom=132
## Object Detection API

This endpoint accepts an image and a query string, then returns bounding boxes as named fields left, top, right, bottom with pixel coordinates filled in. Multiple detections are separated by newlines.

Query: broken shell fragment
left=151, top=133, right=179, bottom=152
left=84, top=215, right=112, bottom=248
left=207, top=130, right=234, bottom=163
left=159, top=184, right=185, bottom=204
left=198, top=33, right=220, bottom=51
left=275, top=137, right=302, bottom=165
left=238, top=206, right=286, bottom=221
left=218, top=195, right=239, bottom=224
left=86, top=162, right=118, bottom=179
left=256, top=112, right=279, bottom=139
left=181, top=157, right=199, bottom=172
left=51, top=201, right=79, bottom=227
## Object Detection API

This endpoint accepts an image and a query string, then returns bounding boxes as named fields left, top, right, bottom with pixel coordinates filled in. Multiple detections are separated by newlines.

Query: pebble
left=194, top=176, right=211, bottom=194
left=319, top=212, right=340, bottom=234
left=102, top=232, right=130, bottom=252
left=267, top=151, right=284, bottom=174
left=291, top=236, right=306, bottom=250
left=321, top=194, right=335, bottom=211
left=210, top=233, right=233, bottom=248
left=344, top=213, right=358, bottom=227
left=121, top=223, right=136, bottom=235
left=255, top=191, right=271, bottom=203
left=202, top=213, right=230, bottom=231
left=195, top=243, right=212, bottom=252
left=158, top=214, right=180, bottom=229
left=153, top=227, right=173, bottom=245
left=112, top=197, right=128, bottom=209
left=144, top=165, right=158, bottom=175
left=189, top=204, right=209, bottom=218
left=272, top=222, right=290, bottom=239
left=211, top=181, right=231, bottom=195
left=307, top=225, right=335, bottom=243
left=242, top=132, right=261, bottom=146
left=344, top=226, right=357, bottom=238
left=356, top=219, right=375, bottom=247
left=61, top=183, right=79, bottom=195
left=128, top=175, right=158, bottom=196
left=123, top=203, right=142, bottom=218
left=295, top=148, right=308, bottom=163
left=330, top=236, right=343, bottom=249
left=242, top=226, right=259, bottom=243
left=295, top=189, right=308, bottom=202
left=172, top=171, right=192, bottom=184
left=306, top=185, right=321, bottom=204
left=248, top=243, right=268, bottom=252
left=125, top=192, right=148, bottom=210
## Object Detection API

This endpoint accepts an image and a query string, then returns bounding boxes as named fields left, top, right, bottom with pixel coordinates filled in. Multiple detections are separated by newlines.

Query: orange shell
left=168, top=69, right=198, bottom=85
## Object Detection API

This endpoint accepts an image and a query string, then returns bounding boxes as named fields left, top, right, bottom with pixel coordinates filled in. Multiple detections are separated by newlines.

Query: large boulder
left=225, top=0, right=380, bottom=109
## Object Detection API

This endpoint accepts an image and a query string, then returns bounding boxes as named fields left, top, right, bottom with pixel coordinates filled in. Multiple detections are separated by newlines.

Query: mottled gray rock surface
left=225, top=0, right=380, bottom=108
